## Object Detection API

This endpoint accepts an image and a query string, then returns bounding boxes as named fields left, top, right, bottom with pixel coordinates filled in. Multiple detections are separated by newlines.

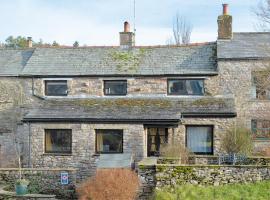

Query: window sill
left=249, top=99, right=270, bottom=103
left=42, top=153, right=72, bottom=156
left=253, top=138, right=270, bottom=142
left=95, top=152, right=124, bottom=154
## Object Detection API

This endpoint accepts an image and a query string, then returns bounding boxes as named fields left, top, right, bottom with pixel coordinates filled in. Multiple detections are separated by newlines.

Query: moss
left=109, top=48, right=149, bottom=73
left=156, top=165, right=167, bottom=173
left=191, top=98, right=226, bottom=106
left=138, top=165, right=146, bottom=170
left=72, top=99, right=172, bottom=108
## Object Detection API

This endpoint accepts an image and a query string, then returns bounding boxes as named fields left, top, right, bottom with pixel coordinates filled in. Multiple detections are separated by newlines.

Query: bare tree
left=172, top=13, right=193, bottom=45
left=254, top=0, right=270, bottom=31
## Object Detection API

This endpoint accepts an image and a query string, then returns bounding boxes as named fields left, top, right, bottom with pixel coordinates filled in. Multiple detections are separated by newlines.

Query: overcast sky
left=0, top=0, right=261, bottom=46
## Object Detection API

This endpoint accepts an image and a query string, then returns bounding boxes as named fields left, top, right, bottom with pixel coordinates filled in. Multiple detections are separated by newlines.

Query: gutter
left=182, top=112, right=237, bottom=118
left=22, top=118, right=181, bottom=124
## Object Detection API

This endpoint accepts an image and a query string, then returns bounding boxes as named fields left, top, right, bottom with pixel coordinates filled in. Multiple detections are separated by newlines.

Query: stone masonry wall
left=171, top=118, right=235, bottom=154
left=30, top=123, right=146, bottom=180
left=0, top=168, right=77, bottom=199
left=218, top=60, right=270, bottom=151
left=0, top=77, right=40, bottom=167
left=138, top=162, right=270, bottom=199
left=32, top=76, right=219, bottom=98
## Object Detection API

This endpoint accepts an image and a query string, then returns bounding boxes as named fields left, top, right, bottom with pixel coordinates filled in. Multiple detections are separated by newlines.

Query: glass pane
left=45, top=129, right=72, bottom=153
left=168, top=80, right=185, bottom=95
left=46, top=81, right=67, bottom=96
left=187, top=126, right=212, bottom=154
left=168, top=80, right=204, bottom=95
left=252, top=119, right=270, bottom=139
left=96, top=130, right=123, bottom=153
left=104, top=81, right=127, bottom=95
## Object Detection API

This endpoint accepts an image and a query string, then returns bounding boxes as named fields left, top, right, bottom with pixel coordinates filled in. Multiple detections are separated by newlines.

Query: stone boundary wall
left=158, top=156, right=270, bottom=165
left=0, top=168, right=77, bottom=199
left=138, top=158, right=270, bottom=200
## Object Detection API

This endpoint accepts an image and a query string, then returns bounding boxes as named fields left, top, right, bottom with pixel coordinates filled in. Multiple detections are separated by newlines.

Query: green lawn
left=154, top=181, right=270, bottom=200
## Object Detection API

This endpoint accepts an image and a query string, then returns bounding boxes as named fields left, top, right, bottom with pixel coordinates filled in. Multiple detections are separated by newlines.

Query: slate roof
left=217, top=32, right=270, bottom=59
left=0, top=43, right=216, bottom=76
left=23, top=97, right=236, bottom=123
left=0, top=49, right=34, bottom=76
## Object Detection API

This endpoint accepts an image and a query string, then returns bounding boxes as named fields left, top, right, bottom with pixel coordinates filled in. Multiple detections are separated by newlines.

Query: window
left=45, top=80, right=68, bottom=96
left=104, top=80, right=127, bottom=96
left=186, top=126, right=213, bottom=155
left=45, top=129, right=72, bottom=154
left=96, top=129, right=123, bottom=153
left=251, top=120, right=270, bottom=140
left=252, top=72, right=270, bottom=100
left=168, top=79, right=204, bottom=95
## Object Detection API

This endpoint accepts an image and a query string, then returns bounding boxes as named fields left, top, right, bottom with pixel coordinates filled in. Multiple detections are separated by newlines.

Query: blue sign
left=61, top=172, right=69, bottom=185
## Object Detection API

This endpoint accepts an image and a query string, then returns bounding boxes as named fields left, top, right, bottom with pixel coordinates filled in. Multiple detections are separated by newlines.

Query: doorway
left=147, top=128, right=168, bottom=157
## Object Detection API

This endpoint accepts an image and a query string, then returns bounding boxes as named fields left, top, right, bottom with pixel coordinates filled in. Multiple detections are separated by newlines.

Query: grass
left=154, top=181, right=270, bottom=200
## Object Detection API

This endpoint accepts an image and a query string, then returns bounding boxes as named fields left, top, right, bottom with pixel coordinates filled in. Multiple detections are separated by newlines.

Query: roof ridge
left=234, top=32, right=270, bottom=34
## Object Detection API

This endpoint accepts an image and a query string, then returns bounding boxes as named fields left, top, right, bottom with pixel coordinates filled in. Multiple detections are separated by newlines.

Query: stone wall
left=218, top=60, right=270, bottom=150
left=171, top=118, right=235, bottom=154
left=138, top=158, right=270, bottom=199
left=32, top=76, right=219, bottom=98
left=30, top=123, right=146, bottom=180
left=0, top=168, right=77, bottom=199
left=0, top=77, right=40, bottom=167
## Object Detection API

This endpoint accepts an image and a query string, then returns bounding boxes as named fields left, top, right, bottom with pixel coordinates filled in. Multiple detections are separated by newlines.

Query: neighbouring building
left=0, top=4, right=269, bottom=179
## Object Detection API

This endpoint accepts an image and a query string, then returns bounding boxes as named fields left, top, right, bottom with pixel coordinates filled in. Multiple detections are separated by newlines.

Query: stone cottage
left=0, top=4, right=269, bottom=178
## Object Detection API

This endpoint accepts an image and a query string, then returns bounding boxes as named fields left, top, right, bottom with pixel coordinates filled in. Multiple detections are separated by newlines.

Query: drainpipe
left=28, top=122, right=32, bottom=168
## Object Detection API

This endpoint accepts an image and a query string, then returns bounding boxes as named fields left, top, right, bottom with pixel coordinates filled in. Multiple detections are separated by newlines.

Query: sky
left=0, top=0, right=262, bottom=46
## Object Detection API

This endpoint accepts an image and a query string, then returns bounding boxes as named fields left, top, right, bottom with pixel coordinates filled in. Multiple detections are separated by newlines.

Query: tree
left=5, top=36, right=28, bottom=48
left=254, top=0, right=270, bottom=30
left=52, top=41, right=60, bottom=47
left=172, top=13, right=193, bottom=45
left=73, top=41, right=79, bottom=47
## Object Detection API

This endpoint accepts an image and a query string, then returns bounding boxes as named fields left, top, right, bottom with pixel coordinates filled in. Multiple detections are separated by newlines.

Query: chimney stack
left=119, top=21, right=135, bottom=49
left=27, top=37, right=33, bottom=48
left=218, top=4, right=232, bottom=40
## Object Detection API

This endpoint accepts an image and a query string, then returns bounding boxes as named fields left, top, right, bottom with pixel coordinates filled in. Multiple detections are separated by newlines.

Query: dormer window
left=104, top=80, right=127, bottom=96
left=45, top=80, right=68, bottom=96
left=167, top=79, right=204, bottom=96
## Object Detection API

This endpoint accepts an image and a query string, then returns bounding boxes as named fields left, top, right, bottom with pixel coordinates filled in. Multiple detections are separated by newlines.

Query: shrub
left=159, top=143, right=190, bottom=164
left=77, top=169, right=139, bottom=200
left=220, top=127, right=253, bottom=156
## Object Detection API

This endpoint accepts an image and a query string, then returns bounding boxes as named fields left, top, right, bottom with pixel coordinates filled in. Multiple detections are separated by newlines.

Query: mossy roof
left=12, top=43, right=218, bottom=76
left=23, top=97, right=236, bottom=122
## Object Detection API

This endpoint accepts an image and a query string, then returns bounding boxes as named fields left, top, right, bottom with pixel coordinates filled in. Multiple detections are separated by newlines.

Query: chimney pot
left=223, top=4, right=229, bottom=15
left=27, top=37, right=33, bottom=48
left=124, top=21, right=130, bottom=32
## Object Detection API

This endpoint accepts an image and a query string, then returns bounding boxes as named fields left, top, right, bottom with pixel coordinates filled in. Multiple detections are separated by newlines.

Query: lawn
left=154, top=181, right=270, bottom=200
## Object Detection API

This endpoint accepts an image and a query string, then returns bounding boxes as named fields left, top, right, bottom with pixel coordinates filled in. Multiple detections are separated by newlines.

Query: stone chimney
left=26, top=37, right=33, bottom=48
left=119, top=21, right=135, bottom=49
left=217, top=4, right=232, bottom=40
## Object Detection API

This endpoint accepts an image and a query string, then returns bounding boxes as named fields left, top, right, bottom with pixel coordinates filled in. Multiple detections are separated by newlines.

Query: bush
left=77, top=169, right=139, bottom=200
left=159, top=143, right=190, bottom=164
left=220, top=127, right=253, bottom=156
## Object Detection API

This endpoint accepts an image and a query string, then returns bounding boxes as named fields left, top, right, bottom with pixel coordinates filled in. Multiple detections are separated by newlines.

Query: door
left=147, top=128, right=168, bottom=157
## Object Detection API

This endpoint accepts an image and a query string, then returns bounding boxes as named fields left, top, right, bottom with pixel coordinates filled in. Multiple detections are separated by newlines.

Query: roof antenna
left=133, top=0, right=136, bottom=43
